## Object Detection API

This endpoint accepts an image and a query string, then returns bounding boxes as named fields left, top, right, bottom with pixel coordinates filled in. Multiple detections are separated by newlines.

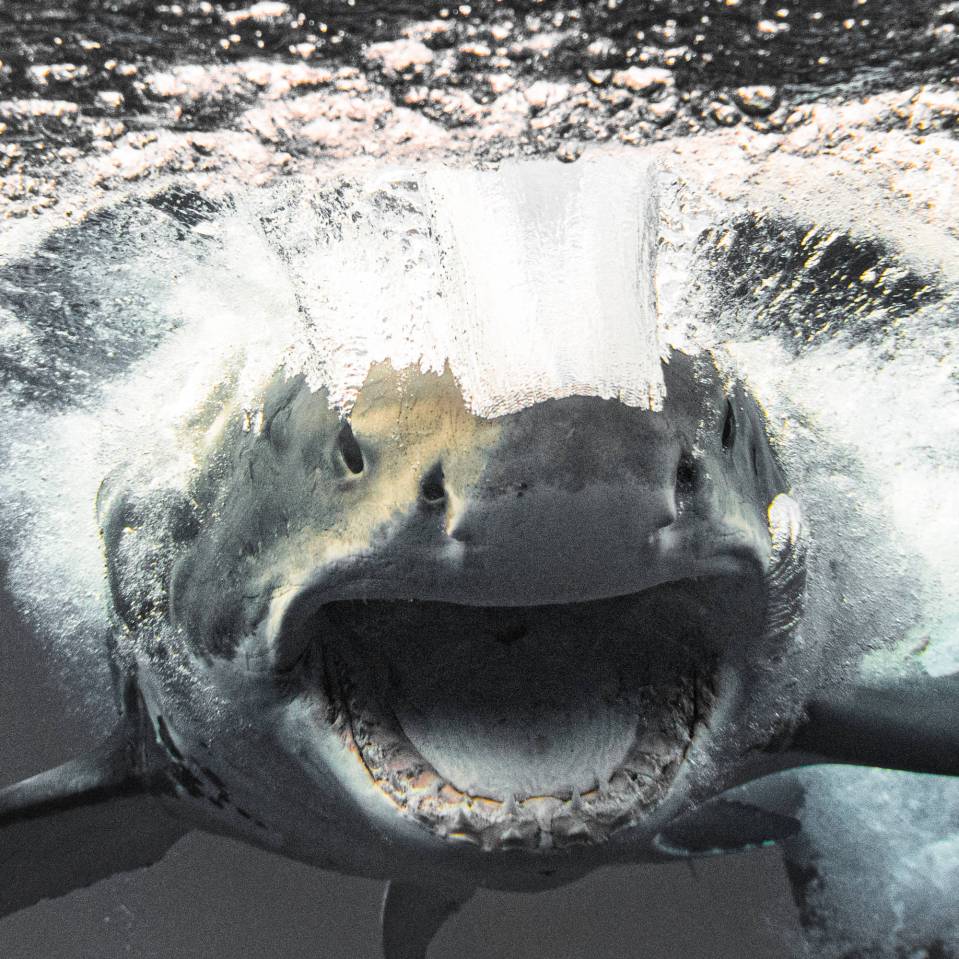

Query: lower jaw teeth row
left=345, top=707, right=686, bottom=852
left=332, top=660, right=705, bottom=853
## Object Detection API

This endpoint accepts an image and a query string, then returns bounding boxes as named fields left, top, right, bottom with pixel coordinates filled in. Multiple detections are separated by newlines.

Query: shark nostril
left=721, top=399, right=736, bottom=451
left=494, top=622, right=528, bottom=646
left=337, top=422, right=364, bottom=475
left=420, top=463, right=446, bottom=504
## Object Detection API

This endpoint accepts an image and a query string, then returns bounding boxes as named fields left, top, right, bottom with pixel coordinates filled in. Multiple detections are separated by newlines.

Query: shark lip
left=295, top=574, right=763, bottom=853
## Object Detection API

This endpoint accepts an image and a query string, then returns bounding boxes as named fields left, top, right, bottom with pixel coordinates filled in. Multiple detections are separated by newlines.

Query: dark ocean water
left=1, top=0, right=956, bottom=191
left=3, top=0, right=955, bottom=97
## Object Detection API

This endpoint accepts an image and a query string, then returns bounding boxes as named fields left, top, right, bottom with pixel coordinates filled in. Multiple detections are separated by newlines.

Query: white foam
left=277, top=156, right=666, bottom=417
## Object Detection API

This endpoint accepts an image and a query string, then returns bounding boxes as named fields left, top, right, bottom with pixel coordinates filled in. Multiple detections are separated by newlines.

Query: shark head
left=99, top=345, right=808, bottom=888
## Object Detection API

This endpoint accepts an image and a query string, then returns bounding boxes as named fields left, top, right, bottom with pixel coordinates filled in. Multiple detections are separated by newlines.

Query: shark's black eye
left=337, top=422, right=364, bottom=475
left=721, top=400, right=736, bottom=451
left=420, top=463, right=446, bottom=504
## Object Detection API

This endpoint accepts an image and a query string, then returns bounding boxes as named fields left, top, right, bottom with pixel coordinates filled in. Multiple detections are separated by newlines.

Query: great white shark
left=1, top=159, right=957, bottom=957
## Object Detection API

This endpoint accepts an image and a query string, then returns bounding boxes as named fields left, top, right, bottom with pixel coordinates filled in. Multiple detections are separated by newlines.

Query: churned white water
left=264, top=155, right=666, bottom=417
left=0, top=145, right=957, bottom=954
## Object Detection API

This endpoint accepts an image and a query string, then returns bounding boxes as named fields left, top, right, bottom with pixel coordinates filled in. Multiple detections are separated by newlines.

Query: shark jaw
left=291, top=573, right=764, bottom=854
left=139, top=360, right=798, bottom=866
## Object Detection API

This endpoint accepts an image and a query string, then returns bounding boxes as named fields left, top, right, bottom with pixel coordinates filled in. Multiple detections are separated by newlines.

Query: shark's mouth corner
left=302, top=576, right=763, bottom=853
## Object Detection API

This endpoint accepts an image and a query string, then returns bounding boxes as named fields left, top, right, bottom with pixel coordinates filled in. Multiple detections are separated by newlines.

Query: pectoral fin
left=0, top=716, right=186, bottom=918
left=381, top=880, right=474, bottom=959
left=655, top=774, right=804, bottom=857
left=788, top=674, right=959, bottom=777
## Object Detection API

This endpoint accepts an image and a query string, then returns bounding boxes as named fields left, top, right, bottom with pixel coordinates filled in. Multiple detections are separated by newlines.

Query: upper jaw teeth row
left=335, top=676, right=701, bottom=853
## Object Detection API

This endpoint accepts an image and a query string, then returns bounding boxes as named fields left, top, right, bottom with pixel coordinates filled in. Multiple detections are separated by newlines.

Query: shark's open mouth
left=308, top=575, right=762, bottom=852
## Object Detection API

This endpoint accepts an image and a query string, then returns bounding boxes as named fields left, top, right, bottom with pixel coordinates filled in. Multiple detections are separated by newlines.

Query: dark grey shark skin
left=2, top=337, right=956, bottom=957
left=100, top=349, right=793, bottom=885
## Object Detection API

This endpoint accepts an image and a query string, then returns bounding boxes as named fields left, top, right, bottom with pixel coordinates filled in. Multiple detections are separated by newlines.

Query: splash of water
left=0, top=149, right=958, bottom=954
